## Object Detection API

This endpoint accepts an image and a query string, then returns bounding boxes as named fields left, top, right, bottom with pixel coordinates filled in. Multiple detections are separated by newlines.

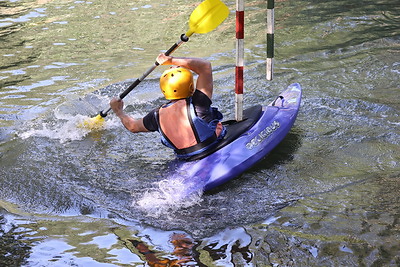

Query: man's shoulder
left=142, top=108, right=159, bottom=132
left=192, top=90, right=212, bottom=106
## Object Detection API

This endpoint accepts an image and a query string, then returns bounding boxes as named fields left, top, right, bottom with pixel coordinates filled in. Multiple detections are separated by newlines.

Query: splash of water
left=136, top=177, right=204, bottom=218
left=19, top=115, right=91, bottom=143
left=18, top=94, right=120, bottom=143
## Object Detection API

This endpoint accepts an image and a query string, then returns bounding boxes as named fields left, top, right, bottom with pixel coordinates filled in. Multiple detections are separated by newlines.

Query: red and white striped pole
left=235, top=0, right=244, bottom=121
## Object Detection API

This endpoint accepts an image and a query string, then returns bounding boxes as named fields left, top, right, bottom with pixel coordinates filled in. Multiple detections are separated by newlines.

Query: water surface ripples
left=0, top=0, right=399, bottom=266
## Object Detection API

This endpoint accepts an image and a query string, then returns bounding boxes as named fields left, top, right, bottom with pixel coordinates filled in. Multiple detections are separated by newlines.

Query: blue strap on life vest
left=155, top=98, right=225, bottom=158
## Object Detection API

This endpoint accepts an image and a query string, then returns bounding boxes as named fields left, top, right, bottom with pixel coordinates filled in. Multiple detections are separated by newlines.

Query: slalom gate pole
left=235, top=0, right=244, bottom=121
left=266, top=0, right=274, bottom=80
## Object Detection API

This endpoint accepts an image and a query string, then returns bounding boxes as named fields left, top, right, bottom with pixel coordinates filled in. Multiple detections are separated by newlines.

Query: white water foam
left=16, top=91, right=126, bottom=142
left=19, top=113, right=120, bottom=143
left=18, top=96, right=121, bottom=143
left=19, top=115, right=90, bottom=143
left=136, top=177, right=203, bottom=218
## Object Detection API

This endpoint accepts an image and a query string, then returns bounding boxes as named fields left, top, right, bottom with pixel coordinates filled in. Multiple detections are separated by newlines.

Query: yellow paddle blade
left=78, top=114, right=105, bottom=131
left=186, top=0, right=229, bottom=37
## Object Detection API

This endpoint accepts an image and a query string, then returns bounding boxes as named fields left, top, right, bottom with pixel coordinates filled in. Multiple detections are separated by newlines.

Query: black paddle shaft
left=99, top=34, right=190, bottom=117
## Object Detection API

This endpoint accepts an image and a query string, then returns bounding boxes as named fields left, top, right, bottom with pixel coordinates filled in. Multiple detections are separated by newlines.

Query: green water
left=0, top=0, right=399, bottom=266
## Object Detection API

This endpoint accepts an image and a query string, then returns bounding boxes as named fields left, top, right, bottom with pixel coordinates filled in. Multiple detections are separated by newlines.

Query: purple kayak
left=166, top=83, right=302, bottom=193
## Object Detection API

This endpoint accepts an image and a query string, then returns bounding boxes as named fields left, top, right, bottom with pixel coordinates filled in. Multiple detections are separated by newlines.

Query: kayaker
left=110, top=53, right=226, bottom=159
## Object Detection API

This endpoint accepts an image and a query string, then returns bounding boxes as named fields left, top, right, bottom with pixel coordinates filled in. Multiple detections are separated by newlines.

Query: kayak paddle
left=80, top=0, right=229, bottom=130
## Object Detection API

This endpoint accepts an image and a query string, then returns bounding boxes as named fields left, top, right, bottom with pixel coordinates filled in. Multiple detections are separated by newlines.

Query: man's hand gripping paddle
left=80, top=0, right=229, bottom=130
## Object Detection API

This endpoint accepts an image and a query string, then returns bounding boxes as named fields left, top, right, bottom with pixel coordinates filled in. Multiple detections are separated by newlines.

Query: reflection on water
left=1, top=0, right=399, bottom=265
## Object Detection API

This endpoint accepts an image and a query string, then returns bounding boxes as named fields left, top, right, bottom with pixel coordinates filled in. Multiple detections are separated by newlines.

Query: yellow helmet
left=160, top=67, right=194, bottom=100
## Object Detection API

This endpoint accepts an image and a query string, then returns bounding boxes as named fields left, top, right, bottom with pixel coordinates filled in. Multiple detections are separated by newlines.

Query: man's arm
left=156, top=53, right=213, bottom=99
left=110, top=98, right=149, bottom=133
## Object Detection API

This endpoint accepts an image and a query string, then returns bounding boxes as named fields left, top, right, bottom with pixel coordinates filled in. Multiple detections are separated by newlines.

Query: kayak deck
left=186, top=105, right=263, bottom=161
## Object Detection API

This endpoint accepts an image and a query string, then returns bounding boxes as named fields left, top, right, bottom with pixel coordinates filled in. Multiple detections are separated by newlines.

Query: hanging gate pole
left=235, top=0, right=245, bottom=121
left=266, top=0, right=274, bottom=80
